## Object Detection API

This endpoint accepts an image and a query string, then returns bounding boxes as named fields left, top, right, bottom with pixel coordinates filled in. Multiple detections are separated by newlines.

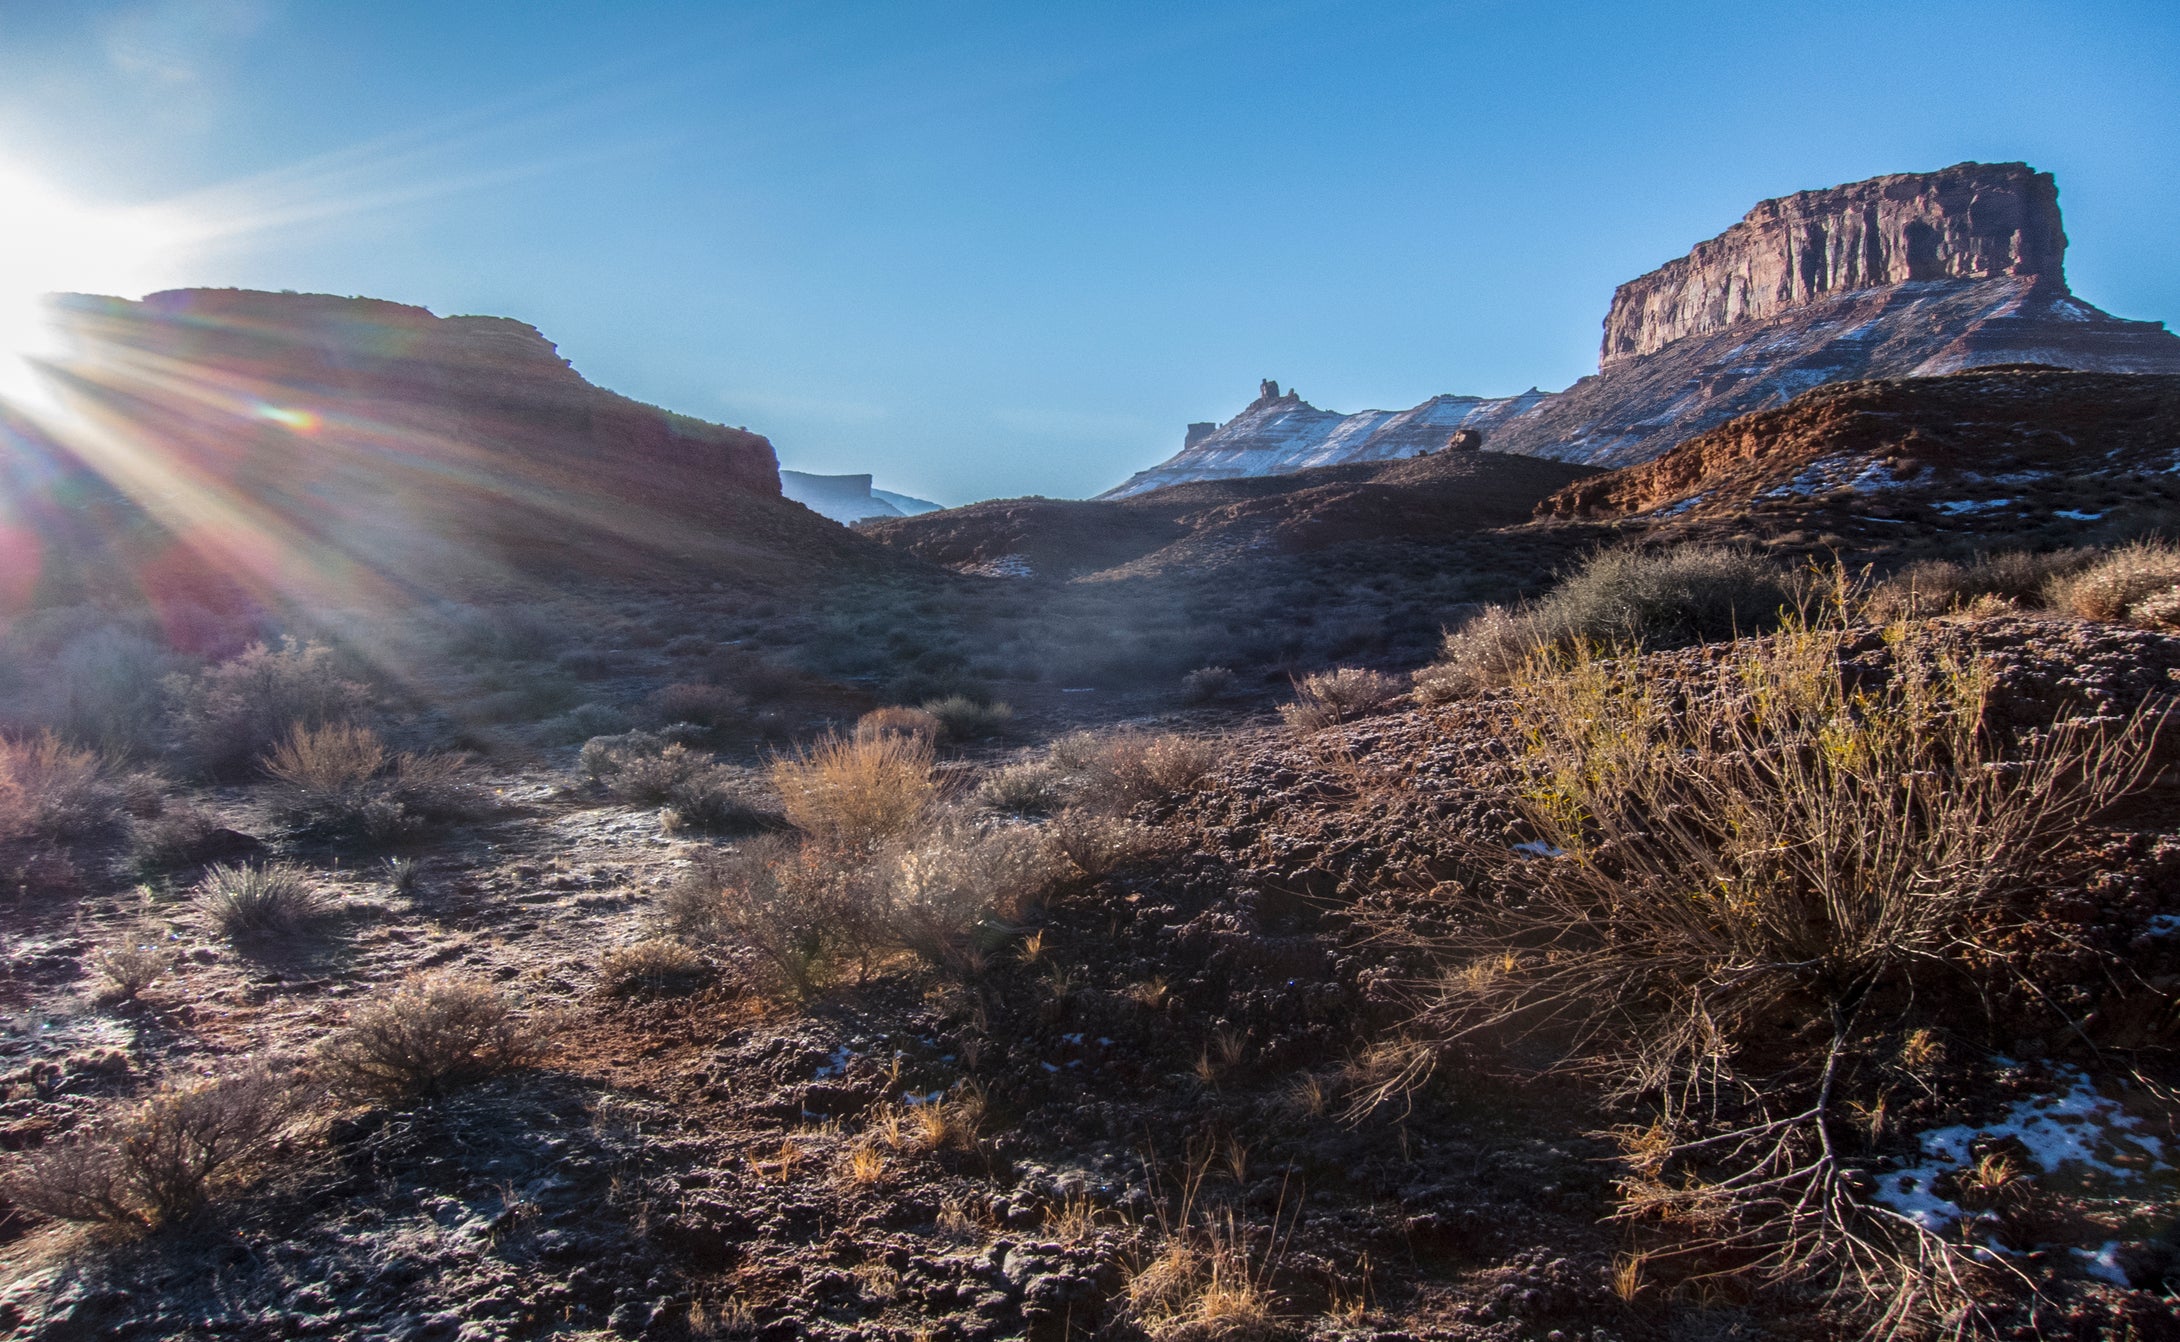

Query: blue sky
left=0, top=1, right=2173, bottom=503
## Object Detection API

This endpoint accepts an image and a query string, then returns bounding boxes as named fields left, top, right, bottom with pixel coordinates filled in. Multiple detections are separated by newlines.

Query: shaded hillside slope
left=864, top=446, right=1600, bottom=581
left=1540, top=367, right=2180, bottom=555
left=0, top=289, right=898, bottom=619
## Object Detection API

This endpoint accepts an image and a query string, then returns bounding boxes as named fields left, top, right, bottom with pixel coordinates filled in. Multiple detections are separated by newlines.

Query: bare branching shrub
left=167, top=638, right=370, bottom=777
left=1278, top=667, right=1400, bottom=733
left=1390, top=614, right=2155, bottom=1326
left=3, top=1070, right=296, bottom=1228
left=855, top=706, right=941, bottom=746
left=1045, top=808, right=1156, bottom=880
left=91, top=931, right=175, bottom=1003
left=2046, top=538, right=2180, bottom=624
left=0, top=731, right=128, bottom=843
left=50, top=627, right=175, bottom=758
left=1053, top=730, right=1216, bottom=810
left=195, top=862, right=331, bottom=937
left=662, top=837, right=870, bottom=996
left=597, top=938, right=713, bottom=998
left=878, top=821, right=1060, bottom=972
left=261, top=723, right=480, bottom=841
left=318, top=975, right=538, bottom=1100
left=1181, top=665, right=1237, bottom=703
left=921, top=695, right=1015, bottom=741
left=1417, top=547, right=1794, bottom=700
left=974, top=760, right=1065, bottom=818
left=770, top=732, right=937, bottom=850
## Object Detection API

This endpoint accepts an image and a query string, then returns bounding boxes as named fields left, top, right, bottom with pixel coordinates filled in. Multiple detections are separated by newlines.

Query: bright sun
left=0, top=163, right=194, bottom=409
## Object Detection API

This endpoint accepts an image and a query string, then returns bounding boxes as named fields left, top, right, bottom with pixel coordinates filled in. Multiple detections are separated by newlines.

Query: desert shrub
left=921, top=695, right=1015, bottom=741
left=855, top=705, right=942, bottom=746
left=2047, top=538, right=2180, bottom=624
left=770, top=732, right=938, bottom=850
left=878, top=821, right=1061, bottom=972
left=90, top=931, right=175, bottom=1003
left=0, top=732, right=129, bottom=843
left=1386, top=615, right=2152, bottom=1325
left=577, top=728, right=705, bottom=789
left=537, top=701, right=636, bottom=745
left=1044, top=808, right=1155, bottom=880
left=195, top=862, right=331, bottom=936
left=167, top=639, right=370, bottom=777
left=649, top=681, right=750, bottom=731
left=50, top=627, right=175, bottom=757
left=975, top=760, right=1065, bottom=818
left=132, top=803, right=248, bottom=871
left=1866, top=548, right=2097, bottom=620
left=1278, top=667, right=1400, bottom=733
left=657, top=767, right=782, bottom=836
left=318, top=975, right=538, bottom=1100
left=437, top=602, right=564, bottom=661
left=1417, top=548, right=1794, bottom=700
left=3, top=1070, right=296, bottom=1228
left=1052, top=730, right=1216, bottom=810
left=261, top=723, right=480, bottom=841
left=1413, top=605, right=1541, bottom=704
left=1180, top=666, right=1236, bottom=703
left=662, top=837, right=871, bottom=996
left=597, top=938, right=713, bottom=998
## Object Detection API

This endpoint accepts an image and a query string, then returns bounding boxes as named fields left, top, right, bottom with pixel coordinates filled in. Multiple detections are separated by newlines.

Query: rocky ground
left=0, top=611, right=2173, bottom=1340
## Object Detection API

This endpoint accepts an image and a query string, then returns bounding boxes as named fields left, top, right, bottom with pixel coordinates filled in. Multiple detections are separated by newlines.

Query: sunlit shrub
left=318, top=975, right=538, bottom=1100
left=770, top=732, right=938, bottom=850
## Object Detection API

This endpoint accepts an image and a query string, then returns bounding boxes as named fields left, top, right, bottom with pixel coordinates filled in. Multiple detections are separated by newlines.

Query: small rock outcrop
left=1600, top=162, right=2066, bottom=366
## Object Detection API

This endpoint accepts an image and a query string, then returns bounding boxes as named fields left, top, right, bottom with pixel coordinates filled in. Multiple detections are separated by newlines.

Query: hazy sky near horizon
left=0, top=1, right=2173, bottom=503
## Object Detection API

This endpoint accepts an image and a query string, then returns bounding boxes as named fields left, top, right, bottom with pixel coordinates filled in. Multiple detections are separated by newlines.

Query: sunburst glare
left=0, top=163, right=198, bottom=410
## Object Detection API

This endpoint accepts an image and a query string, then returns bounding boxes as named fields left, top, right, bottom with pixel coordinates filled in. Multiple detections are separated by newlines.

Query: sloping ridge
left=867, top=445, right=1599, bottom=580
left=1537, top=366, right=2180, bottom=548
left=0, top=288, right=892, bottom=614
left=1106, top=162, right=2180, bottom=492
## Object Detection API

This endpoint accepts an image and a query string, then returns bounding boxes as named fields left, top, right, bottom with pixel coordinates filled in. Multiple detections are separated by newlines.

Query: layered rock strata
left=1107, top=163, right=2180, bottom=492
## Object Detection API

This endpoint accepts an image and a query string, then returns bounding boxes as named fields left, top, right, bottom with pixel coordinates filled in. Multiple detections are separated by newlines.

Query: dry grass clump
left=194, top=862, right=331, bottom=937
left=1278, top=667, right=1400, bottom=733
left=166, top=638, right=370, bottom=777
left=3, top=1070, right=297, bottom=1228
left=0, top=731, right=130, bottom=844
left=1416, top=547, right=1793, bottom=702
left=920, top=694, right=1015, bottom=741
left=597, top=938, right=713, bottom=998
left=770, top=731, right=938, bottom=850
left=974, top=760, right=1065, bottom=817
left=261, top=723, right=479, bottom=841
left=318, top=975, right=539, bottom=1100
left=855, top=705, right=942, bottom=746
left=2045, top=538, right=2180, bottom=624
left=1865, top=549, right=2096, bottom=620
left=1390, top=612, right=2152, bottom=1327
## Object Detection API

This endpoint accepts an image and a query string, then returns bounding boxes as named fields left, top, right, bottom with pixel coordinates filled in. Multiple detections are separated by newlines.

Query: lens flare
left=0, top=164, right=196, bottom=410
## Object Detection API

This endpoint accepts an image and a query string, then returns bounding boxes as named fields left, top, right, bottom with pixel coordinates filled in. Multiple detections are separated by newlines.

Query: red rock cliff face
left=1600, top=162, right=2066, bottom=367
